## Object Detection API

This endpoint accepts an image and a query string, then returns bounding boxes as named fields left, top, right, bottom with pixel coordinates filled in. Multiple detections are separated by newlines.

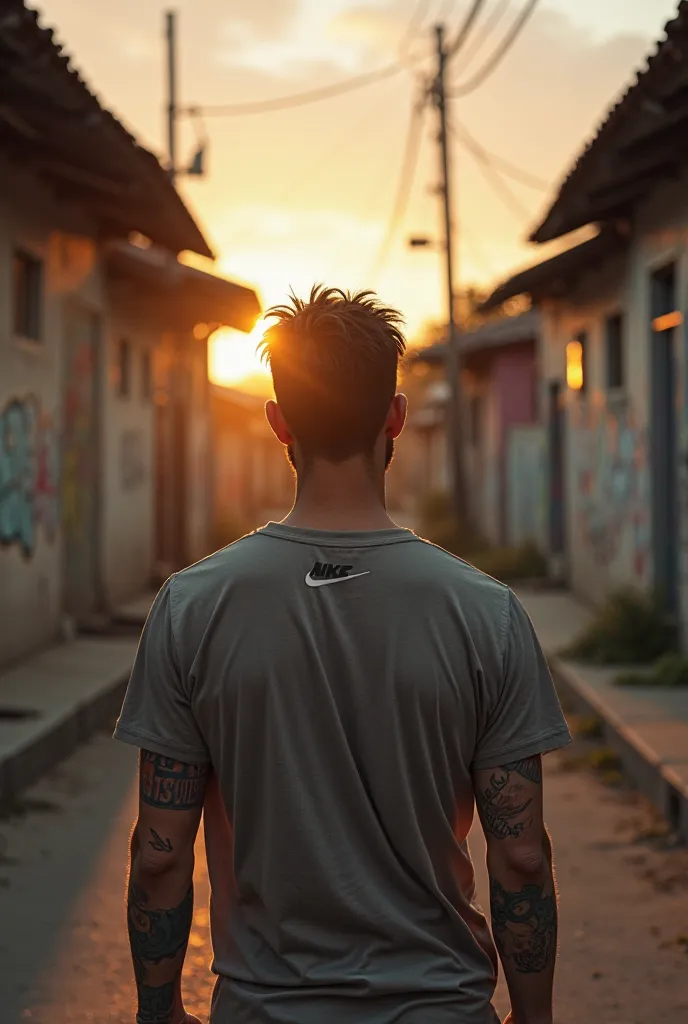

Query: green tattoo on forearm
left=128, top=878, right=193, bottom=1023
left=490, top=876, right=557, bottom=974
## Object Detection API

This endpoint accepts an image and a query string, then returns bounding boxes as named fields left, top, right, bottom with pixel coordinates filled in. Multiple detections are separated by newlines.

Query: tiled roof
left=0, top=2, right=212, bottom=257
left=531, top=2, right=688, bottom=243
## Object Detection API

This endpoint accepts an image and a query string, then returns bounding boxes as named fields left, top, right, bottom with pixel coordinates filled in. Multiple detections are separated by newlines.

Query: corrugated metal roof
left=531, top=1, right=688, bottom=243
left=0, top=2, right=213, bottom=257
left=414, top=309, right=540, bottom=363
left=480, top=230, right=627, bottom=311
left=105, top=241, right=261, bottom=333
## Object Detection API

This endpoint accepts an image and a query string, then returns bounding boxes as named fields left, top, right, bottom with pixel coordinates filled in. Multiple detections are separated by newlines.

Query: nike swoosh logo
left=305, top=571, right=371, bottom=588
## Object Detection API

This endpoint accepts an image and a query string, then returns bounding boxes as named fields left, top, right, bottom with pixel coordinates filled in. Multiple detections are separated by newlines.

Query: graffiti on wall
left=0, top=396, right=59, bottom=557
left=575, top=403, right=650, bottom=580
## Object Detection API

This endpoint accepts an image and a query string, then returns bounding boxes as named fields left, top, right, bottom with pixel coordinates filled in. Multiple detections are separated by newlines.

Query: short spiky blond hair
left=260, top=285, right=406, bottom=461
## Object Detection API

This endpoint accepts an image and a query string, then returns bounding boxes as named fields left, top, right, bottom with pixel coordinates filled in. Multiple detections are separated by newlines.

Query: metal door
left=650, top=265, right=680, bottom=613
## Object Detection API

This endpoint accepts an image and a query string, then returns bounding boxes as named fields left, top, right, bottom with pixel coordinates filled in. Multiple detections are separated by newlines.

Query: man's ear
left=385, top=393, right=407, bottom=440
left=265, top=400, right=294, bottom=446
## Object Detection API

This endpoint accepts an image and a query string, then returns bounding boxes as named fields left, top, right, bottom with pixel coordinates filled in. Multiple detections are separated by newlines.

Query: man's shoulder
left=170, top=531, right=266, bottom=599
left=412, top=536, right=510, bottom=598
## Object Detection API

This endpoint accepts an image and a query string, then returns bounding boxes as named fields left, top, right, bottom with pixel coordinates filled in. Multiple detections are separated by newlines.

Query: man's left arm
left=127, top=750, right=208, bottom=1024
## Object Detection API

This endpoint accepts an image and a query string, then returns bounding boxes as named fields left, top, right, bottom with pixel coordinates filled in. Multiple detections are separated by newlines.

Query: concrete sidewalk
left=518, top=587, right=688, bottom=841
left=0, top=636, right=138, bottom=805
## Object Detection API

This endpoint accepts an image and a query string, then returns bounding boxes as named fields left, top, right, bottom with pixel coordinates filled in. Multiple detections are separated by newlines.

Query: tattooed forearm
left=140, top=750, right=208, bottom=810
left=490, top=876, right=557, bottom=974
left=476, top=756, right=541, bottom=840
left=127, top=878, right=193, bottom=1023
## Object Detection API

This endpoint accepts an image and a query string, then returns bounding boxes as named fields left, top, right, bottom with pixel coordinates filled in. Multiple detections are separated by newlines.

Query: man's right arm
left=473, top=755, right=557, bottom=1024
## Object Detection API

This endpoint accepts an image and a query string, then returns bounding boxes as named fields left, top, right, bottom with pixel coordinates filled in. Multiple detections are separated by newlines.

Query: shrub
left=416, top=491, right=546, bottom=582
left=561, top=589, right=675, bottom=666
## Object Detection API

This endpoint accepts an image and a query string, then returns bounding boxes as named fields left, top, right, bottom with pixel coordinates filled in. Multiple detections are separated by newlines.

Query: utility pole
left=166, top=10, right=177, bottom=181
left=433, top=23, right=468, bottom=524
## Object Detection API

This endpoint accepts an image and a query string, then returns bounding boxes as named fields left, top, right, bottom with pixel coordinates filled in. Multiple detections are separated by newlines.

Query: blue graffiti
left=0, top=396, right=59, bottom=557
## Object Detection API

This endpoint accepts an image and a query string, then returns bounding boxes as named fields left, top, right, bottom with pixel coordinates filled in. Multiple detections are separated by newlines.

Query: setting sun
left=209, top=319, right=272, bottom=391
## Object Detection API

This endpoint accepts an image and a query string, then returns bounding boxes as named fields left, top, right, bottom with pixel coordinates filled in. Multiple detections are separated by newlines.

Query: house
left=0, top=2, right=259, bottom=666
left=481, top=1, right=688, bottom=639
left=211, top=386, right=293, bottom=542
left=411, top=310, right=544, bottom=548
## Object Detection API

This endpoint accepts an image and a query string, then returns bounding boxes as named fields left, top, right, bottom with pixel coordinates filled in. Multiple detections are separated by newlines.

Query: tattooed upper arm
left=136, top=751, right=208, bottom=863
left=140, top=750, right=208, bottom=810
left=472, top=755, right=543, bottom=843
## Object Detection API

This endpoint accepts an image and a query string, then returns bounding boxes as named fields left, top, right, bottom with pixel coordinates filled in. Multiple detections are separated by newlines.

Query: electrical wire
left=452, top=119, right=549, bottom=190
left=371, top=98, right=428, bottom=279
left=447, top=0, right=488, bottom=58
left=449, top=120, right=533, bottom=222
left=188, top=63, right=405, bottom=118
left=185, top=0, right=437, bottom=119
left=456, top=0, right=510, bottom=72
left=448, top=0, right=540, bottom=96
left=399, top=0, right=435, bottom=61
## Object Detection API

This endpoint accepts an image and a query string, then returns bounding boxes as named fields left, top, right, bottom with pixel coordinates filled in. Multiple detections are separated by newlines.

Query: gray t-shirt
left=115, top=523, right=570, bottom=1024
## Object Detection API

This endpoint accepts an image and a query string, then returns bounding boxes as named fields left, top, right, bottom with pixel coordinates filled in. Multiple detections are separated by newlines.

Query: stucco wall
left=538, top=177, right=688, bottom=614
left=0, top=163, right=104, bottom=665
left=101, top=290, right=156, bottom=606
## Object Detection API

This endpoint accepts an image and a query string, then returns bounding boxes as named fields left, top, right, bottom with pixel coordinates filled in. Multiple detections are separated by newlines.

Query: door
left=548, top=380, right=566, bottom=557
left=650, top=264, right=680, bottom=614
left=61, top=302, right=100, bottom=620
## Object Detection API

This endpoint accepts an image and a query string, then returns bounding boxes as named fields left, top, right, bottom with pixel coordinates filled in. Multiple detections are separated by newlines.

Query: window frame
left=12, top=247, right=43, bottom=344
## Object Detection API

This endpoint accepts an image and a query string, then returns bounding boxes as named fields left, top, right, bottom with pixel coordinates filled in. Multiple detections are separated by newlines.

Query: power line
left=399, top=0, right=435, bottom=61
left=371, top=99, right=428, bottom=279
left=187, top=63, right=405, bottom=118
left=185, top=1, right=436, bottom=119
left=449, top=120, right=533, bottom=222
left=447, top=0, right=487, bottom=58
left=457, top=0, right=510, bottom=72
left=452, top=119, right=549, bottom=190
left=448, top=0, right=540, bottom=96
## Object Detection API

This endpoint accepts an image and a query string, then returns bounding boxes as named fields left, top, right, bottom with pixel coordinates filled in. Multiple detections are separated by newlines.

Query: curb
left=0, top=670, right=130, bottom=808
left=550, top=654, right=688, bottom=842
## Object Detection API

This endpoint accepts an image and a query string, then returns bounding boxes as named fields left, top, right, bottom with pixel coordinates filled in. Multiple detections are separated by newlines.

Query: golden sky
left=39, top=0, right=679, bottom=386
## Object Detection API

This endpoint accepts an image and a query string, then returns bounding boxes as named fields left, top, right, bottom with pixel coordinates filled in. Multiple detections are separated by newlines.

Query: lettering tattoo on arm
left=476, top=756, right=542, bottom=840
left=127, top=879, right=193, bottom=1023
left=140, top=750, right=208, bottom=810
left=490, top=876, right=557, bottom=974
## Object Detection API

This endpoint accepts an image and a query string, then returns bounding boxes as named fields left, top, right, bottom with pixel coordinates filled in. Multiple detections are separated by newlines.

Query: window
left=605, top=313, right=624, bottom=390
left=13, top=249, right=43, bottom=341
left=141, top=349, right=152, bottom=400
left=117, top=338, right=132, bottom=398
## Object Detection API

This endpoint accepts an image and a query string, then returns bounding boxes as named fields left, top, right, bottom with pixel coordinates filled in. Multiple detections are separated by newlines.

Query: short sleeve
left=113, top=578, right=210, bottom=764
left=472, top=590, right=571, bottom=770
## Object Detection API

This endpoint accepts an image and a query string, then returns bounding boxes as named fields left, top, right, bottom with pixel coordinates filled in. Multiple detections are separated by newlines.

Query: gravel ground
left=0, top=726, right=686, bottom=1023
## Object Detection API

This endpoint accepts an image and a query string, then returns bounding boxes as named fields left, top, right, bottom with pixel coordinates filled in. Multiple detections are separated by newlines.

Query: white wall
left=0, top=161, right=104, bottom=665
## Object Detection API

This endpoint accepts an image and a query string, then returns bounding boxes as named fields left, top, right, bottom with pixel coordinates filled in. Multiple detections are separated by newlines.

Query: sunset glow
left=209, top=319, right=271, bottom=390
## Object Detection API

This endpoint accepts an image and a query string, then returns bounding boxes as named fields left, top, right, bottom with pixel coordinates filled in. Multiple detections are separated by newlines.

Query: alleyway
left=0, top=725, right=686, bottom=1024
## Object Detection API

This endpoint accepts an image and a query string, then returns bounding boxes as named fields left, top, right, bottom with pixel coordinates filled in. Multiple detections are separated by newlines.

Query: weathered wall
left=0, top=162, right=103, bottom=664
left=507, top=425, right=547, bottom=549
left=538, top=257, right=648, bottom=603
left=101, top=288, right=156, bottom=606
